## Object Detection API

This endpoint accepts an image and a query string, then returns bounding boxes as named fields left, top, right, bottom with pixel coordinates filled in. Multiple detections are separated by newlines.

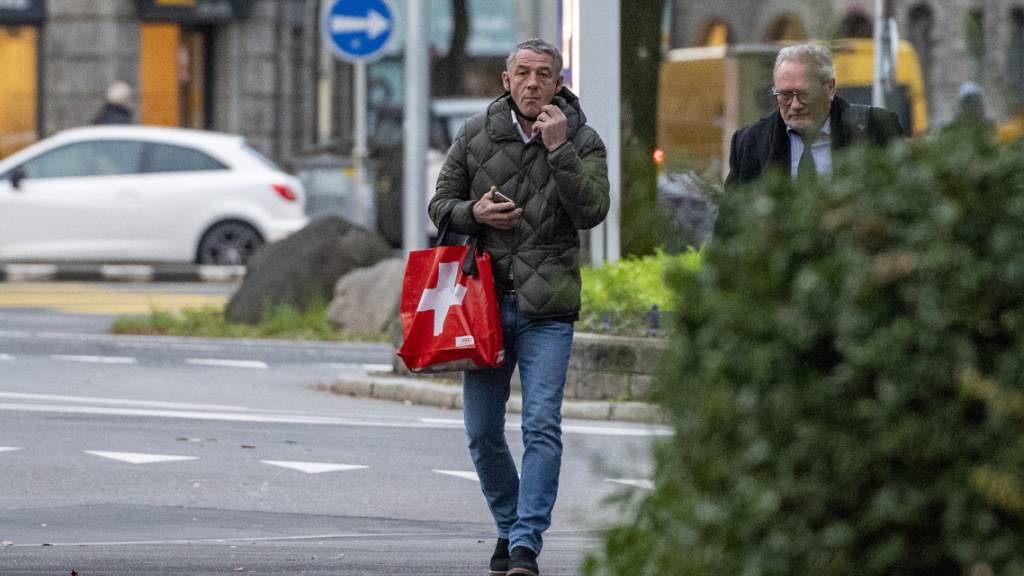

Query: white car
left=0, top=126, right=308, bottom=265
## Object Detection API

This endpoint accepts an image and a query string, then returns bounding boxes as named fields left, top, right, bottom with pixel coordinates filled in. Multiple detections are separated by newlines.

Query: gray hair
left=506, top=38, right=563, bottom=74
left=775, top=44, right=835, bottom=84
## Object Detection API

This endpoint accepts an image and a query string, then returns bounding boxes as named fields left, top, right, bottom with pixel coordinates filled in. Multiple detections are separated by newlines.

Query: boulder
left=327, top=257, right=405, bottom=335
left=226, top=216, right=394, bottom=324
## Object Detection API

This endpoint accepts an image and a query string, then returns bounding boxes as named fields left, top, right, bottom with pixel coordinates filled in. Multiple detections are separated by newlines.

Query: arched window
left=907, top=4, right=935, bottom=91
left=1009, top=8, right=1024, bottom=105
left=764, top=15, right=806, bottom=42
left=839, top=12, right=873, bottom=38
left=697, top=20, right=731, bottom=46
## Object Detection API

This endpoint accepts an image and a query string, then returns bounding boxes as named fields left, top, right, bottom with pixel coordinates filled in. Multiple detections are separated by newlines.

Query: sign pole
left=353, top=59, right=371, bottom=229
left=322, top=0, right=394, bottom=232
left=403, top=0, right=429, bottom=254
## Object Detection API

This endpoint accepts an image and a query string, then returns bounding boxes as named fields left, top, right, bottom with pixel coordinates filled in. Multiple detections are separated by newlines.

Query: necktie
left=797, top=135, right=817, bottom=182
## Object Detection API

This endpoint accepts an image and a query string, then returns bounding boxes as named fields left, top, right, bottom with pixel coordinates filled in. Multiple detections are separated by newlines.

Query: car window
left=20, top=140, right=144, bottom=179
left=242, top=144, right=281, bottom=171
left=145, top=143, right=228, bottom=173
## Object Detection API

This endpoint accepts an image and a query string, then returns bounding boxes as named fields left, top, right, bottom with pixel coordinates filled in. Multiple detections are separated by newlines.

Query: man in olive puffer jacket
left=429, top=38, right=609, bottom=576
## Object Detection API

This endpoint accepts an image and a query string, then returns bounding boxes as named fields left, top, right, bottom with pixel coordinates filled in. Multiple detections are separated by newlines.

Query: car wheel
left=197, top=221, right=263, bottom=265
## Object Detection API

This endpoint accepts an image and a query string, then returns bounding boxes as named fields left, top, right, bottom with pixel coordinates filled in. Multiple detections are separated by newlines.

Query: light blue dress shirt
left=788, top=118, right=832, bottom=180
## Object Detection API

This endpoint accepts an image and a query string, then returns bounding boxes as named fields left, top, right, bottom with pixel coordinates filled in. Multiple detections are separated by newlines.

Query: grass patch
left=111, top=298, right=388, bottom=342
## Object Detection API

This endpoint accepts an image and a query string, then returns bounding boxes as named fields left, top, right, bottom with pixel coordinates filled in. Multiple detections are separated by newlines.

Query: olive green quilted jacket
left=428, top=88, right=610, bottom=319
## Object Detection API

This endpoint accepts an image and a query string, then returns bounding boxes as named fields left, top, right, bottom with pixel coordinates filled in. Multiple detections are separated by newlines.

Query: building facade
left=668, top=0, right=1024, bottom=128
left=0, top=0, right=557, bottom=165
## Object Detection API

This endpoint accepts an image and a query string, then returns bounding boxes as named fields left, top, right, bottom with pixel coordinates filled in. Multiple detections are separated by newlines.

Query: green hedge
left=586, top=129, right=1024, bottom=575
left=579, top=249, right=701, bottom=335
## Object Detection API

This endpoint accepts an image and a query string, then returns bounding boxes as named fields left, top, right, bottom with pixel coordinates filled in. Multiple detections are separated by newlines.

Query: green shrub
left=579, top=249, right=702, bottom=335
left=586, top=131, right=1024, bottom=575
left=111, top=297, right=387, bottom=342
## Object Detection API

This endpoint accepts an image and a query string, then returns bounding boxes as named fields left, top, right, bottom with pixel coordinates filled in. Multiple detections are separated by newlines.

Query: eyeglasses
left=771, top=88, right=814, bottom=105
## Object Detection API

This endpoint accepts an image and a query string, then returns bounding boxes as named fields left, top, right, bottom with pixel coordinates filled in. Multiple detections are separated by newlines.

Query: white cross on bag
left=417, top=261, right=468, bottom=336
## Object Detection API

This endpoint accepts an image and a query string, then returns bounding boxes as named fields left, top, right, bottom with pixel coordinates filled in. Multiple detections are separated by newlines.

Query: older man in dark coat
left=726, top=44, right=903, bottom=188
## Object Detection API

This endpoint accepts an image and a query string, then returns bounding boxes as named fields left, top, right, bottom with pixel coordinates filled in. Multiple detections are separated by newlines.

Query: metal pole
left=354, top=60, right=371, bottom=229
left=318, top=3, right=334, bottom=147
left=403, top=0, right=429, bottom=254
left=872, top=0, right=885, bottom=108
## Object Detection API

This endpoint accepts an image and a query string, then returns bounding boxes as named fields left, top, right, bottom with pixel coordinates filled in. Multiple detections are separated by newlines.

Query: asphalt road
left=0, top=302, right=662, bottom=575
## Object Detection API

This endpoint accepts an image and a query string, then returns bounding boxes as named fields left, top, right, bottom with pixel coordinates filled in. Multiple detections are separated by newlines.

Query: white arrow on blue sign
left=323, top=0, right=395, bottom=62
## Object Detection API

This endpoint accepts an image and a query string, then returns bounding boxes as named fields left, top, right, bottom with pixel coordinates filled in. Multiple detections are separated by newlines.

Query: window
left=20, top=140, right=144, bottom=179
left=145, top=143, right=227, bottom=173
left=764, top=15, right=806, bottom=42
left=839, top=12, right=873, bottom=38
left=697, top=21, right=731, bottom=47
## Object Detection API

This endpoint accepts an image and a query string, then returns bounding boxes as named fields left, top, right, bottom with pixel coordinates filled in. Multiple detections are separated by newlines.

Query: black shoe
left=489, top=537, right=510, bottom=575
left=507, top=546, right=539, bottom=576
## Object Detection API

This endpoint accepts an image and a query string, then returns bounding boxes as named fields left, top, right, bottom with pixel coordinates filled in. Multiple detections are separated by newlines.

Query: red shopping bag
left=397, top=243, right=505, bottom=372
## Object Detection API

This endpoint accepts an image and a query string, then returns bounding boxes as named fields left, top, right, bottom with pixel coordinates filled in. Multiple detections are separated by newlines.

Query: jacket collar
left=485, top=87, right=587, bottom=143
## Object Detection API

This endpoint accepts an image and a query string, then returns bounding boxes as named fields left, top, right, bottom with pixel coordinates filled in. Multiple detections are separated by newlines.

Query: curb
left=326, top=375, right=665, bottom=424
left=0, top=263, right=246, bottom=283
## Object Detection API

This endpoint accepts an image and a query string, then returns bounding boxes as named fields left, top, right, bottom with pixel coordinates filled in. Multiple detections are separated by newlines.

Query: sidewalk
left=325, top=372, right=665, bottom=423
left=0, top=263, right=245, bottom=283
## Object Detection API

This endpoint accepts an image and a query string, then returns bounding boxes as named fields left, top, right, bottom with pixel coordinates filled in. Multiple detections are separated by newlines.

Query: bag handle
left=435, top=213, right=480, bottom=278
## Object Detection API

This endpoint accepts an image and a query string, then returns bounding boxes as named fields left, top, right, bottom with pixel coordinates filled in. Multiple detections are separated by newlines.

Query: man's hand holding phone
left=473, top=186, right=522, bottom=230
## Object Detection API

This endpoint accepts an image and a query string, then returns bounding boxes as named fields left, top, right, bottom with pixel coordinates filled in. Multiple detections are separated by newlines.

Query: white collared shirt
left=511, top=109, right=536, bottom=144
left=788, top=118, right=832, bottom=180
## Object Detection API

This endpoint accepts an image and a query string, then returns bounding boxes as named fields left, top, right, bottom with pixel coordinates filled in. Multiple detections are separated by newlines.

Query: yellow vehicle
left=656, top=38, right=928, bottom=182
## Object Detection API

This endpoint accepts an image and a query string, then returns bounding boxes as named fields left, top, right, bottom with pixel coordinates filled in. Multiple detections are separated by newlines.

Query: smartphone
left=490, top=188, right=515, bottom=204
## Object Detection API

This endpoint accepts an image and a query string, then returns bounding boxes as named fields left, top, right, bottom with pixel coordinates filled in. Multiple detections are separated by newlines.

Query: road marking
left=432, top=469, right=479, bottom=482
left=0, top=400, right=666, bottom=437
left=0, top=282, right=229, bottom=315
left=0, top=353, right=12, bottom=362
left=186, top=359, right=269, bottom=370
left=420, top=418, right=674, bottom=438
left=6, top=530, right=485, bottom=548
left=261, top=461, right=369, bottom=474
left=50, top=355, right=138, bottom=365
left=85, top=451, right=197, bottom=465
left=0, top=447, right=22, bottom=453
left=325, top=363, right=395, bottom=373
left=605, top=478, right=654, bottom=490
left=0, top=392, right=250, bottom=412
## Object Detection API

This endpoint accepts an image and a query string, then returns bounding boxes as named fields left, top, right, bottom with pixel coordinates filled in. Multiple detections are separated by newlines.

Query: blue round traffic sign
left=323, top=0, right=394, bottom=62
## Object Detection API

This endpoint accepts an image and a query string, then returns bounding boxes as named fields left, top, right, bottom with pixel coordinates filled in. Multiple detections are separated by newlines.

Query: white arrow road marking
left=605, top=478, right=654, bottom=490
left=85, top=451, right=197, bottom=465
left=261, top=461, right=369, bottom=474
left=50, top=355, right=137, bottom=365
left=0, top=447, right=22, bottom=453
left=0, top=354, right=13, bottom=362
left=331, top=10, right=390, bottom=39
left=432, top=469, right=480, bottom=482
left=186, top=359, right=268, bottom=370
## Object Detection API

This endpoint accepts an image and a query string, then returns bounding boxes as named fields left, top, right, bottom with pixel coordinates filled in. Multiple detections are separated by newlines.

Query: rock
left=225, top=216, right=394, bottom=324
left=327, top=257, right=405, bottom=335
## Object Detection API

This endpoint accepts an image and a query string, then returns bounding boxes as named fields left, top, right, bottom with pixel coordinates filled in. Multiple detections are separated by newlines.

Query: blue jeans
left=463, top=293, right=574, bottom=555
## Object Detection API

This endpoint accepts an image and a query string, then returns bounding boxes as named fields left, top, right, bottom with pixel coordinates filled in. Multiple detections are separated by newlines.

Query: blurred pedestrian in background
left=945, top=81, right=994, bottom=140
left=92, top=81, right=135, bottom=125
left=726, top=44, right=903, bottom=188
